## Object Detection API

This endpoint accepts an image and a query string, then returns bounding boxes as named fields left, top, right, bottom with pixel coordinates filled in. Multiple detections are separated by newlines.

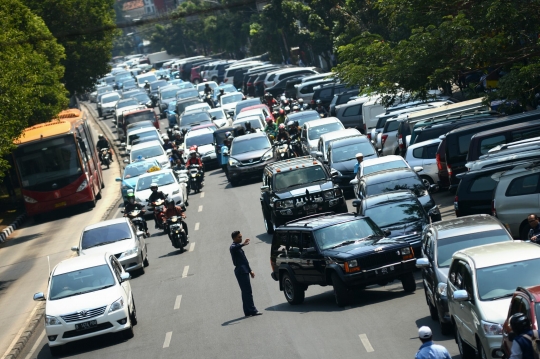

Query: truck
left=146, top=51, right=176, bottom=66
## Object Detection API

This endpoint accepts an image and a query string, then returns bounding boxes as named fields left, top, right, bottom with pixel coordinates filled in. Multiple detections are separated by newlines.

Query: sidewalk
left=0, top=188, right=24, bottom=232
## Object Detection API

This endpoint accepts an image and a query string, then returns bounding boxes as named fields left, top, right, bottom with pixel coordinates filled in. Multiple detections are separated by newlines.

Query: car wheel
left=87, top=199, right=96, bottom=209
left=230, top=179, right=239, bottom=187
left=424, top=289, right=438, bottom=320
left=49, top=345, right=63, bottom=357
left=96, top=190, right=102, bottom=200
left=401, top=272, right=416, bottom=292
left=282, top=272, right=305, bottom=305
left=263, top=210, right=274, bottom=234
left=143, top=253, right=149, bottom=267
left=331, top=272, right=349, bottom=307
left=440, top=318, right=452, bottom=335
left=420, top=175, right=434, bottom=189
left=477, top=339, right=488, bottom=359
left=130, top=297, right=138, bottom=325
left=455, top=324, right=475, bottom=359
left=137, top=255, right=145, bottom=275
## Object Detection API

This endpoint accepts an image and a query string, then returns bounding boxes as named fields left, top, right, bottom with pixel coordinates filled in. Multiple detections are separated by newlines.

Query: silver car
left=405, top=138, right=441, bottom=187
left=73, top=218, right=149, bottom=274
left=379, top=117, right=401, bottom=156
left=300, top=117, right=345, bottom=155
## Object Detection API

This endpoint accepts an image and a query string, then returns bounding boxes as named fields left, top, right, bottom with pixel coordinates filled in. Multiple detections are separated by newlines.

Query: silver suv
left=492, top=162, right=540, bottom=239
left=448, top=241, right=540, bottom=359
left=380, top=117, right=401, bottom=156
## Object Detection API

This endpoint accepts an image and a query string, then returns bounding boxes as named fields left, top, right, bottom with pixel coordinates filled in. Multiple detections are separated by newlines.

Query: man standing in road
left=353, top=153, right=364, bottom=174
left=230, top=231, right=262, bottom=317
left=527, top=214, right=540, bottom=242
left=415, top=326, right=451, bottom=359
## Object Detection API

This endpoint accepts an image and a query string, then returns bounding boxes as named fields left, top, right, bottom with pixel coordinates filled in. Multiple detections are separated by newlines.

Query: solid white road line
left=200, top=192, right=205, bottom=198
left=194, top=222, right=200, bottom=231
left=189, top=242, right=195, bottom=252
left=198, top=205, right=203, bottom=212
left=1, top=304, right=39, bottom=359
left=174, top=295, right=182, bottom=310
left=163, top=332, right=172, bottom=348
left=24, top=330, right=45, bottom=359
left=359, top=334, right=374, bottom=352
left=182, top=266, right=189, bottom=278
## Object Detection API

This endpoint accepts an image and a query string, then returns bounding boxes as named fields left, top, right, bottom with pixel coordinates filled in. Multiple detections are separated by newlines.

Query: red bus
left=13, top=109, right=104, bottom=217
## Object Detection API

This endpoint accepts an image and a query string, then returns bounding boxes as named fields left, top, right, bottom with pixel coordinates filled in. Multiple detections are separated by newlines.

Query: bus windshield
left=15, top=136, right=83, bottom=191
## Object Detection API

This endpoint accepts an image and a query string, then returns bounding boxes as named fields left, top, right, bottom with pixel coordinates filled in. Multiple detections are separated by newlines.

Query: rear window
left=479, top=135, right=506, bottom=155
left=318, top=88, right=333, bottom=98
left=415, top=127, right=451, bottom=144
left=376, top=117, right=388, bottom=129
left=468, top=175, right=497, bottom=193
left=506, top=173, right=540, bottom=197
left=337, top=93, right=356, bottom=106
left=384, top=120, right=400, bottom=132
left=267, top=74, right=276, bottom=81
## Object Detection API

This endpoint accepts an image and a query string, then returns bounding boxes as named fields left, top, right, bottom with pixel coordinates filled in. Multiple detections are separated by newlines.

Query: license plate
left=375, top=266, right=394, bottom=275
left=75, top=320, right=97, bottom=331
left=55, top=202, right=67, bottom=208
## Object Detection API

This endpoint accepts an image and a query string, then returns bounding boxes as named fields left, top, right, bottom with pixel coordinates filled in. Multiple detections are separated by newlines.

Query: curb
left=0, top=212, right=27, bottom=243
left=3, top=303, right=45, bottom=359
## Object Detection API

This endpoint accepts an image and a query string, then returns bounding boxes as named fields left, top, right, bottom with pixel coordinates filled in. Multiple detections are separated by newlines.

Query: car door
left=299, top=232, right=325, bottom=284
left=448, top=261, right=469, bottom=342
left=111, top=256, right=131, bottom=298
left=286, top=232, right=304, bottom=281
left=422, top=231, right=437, bottom=307
left=339, top=104, right=362, bottom=129
left=421, top=143, right=439, bottom=180
left=459, top=263, right=477, bottom=346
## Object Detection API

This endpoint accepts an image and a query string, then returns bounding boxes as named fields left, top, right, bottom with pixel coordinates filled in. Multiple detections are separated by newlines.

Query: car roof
left=130, top=140, right=163, bottom=151
left=304, top=117, right=341, bottom=128
left=190, top=123, right=216, bottom=131
left=455, top=241, right=540, bottom=269
left=125, top=159, right=159, bottom=169
left=232, top=132, right=267, bottom=142
left=363, top=168, right=417, bottom=182
left=331, top=135, right=370, bottom=149
left=102, top=92, right=120, bottom=98
left=53, top=252, right=110, bottom=276
left=241, top=104, right=268, bottom=112
left=137, top=168, right=174, bottom=180
left=431, top=214, right=505, bottom=240
left=364, top=190, right=417, bottom=207
left=280, top=213, right=366, bottom=230
left=186, top=127, right=214, bottom=137
left=362, top=155, right=406, bottom=166
left=233, top=116, right=262, bottom=125
left=287, top=110, right=319, bottom=119
left=83, top=217, right=130, bottom=232
left=266, top=156, right=322, bottom=173
left=320, top=129, right=361, bottom=142
left=238, top=109, right=263, bottom=117
left=407, top=138, right=441, bottom=150
left=127, top=127, right=159, bottom=135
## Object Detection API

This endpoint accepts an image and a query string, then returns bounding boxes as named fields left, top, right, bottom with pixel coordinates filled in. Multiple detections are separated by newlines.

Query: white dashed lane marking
left=359, top=334, right=374, bottom=352
left=200, top=192, right=205, bottom=198
left=198, top=205, right=203, bottom=212
left=163, top=332, right=172, bottom=348
left=194, top=222, right=200, bottom=230
left=174, top=295, right=182, bottom=310
left=189, top=242, right=195, bottom=252
left=182, top=266, right=189, bottom=278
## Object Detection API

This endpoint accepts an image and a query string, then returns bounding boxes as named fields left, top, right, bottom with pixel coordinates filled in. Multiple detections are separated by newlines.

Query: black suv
left=270, top=207, right=417, bottom=306
left=260, top=157, right=348, bottom=234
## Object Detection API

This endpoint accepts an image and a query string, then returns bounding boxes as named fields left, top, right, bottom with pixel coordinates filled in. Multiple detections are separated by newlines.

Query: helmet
left=284, top=106, right=290, bottom=112
left=189, top=150, right=197, bottom=156
left=145, top=80, right=149, bottom=83
left=165, top=198, right=175, bottom=207
left=219, top=88, right=224, bottom=93
left=316, top=99, right=322, bottom=105
left=287, top=120, right=295, bottom=127
left=278, top=123, right=285, bottom=129
left=292, top=105, right=299, bottom=111
left=173, top=125, right=180, bottom=131
left=279, top=109, right=285, bottom=115
left=190, top=145, right=198, bottom=152
left=265, top=116, right=273, bottom=123
left=280, top=95, right=286, bottom=102
left=150, top=183, right=158, bottom=189
left=283, top=100, right=289, bottom=105
left=98, top=134, right=104, bottom=139
left=126, top=191, right=135, bottom=198
left=163, top=136, right=170, bottom=141
left=510, top=313, right=531, bottom=335
left=225, top=131, right=232, bottom=138
left=265, top=92, right=271, bottom=98
left=298, top=98, right=304, bottom=104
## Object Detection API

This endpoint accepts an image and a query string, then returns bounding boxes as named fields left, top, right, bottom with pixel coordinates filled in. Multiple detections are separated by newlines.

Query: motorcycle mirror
left=123, top=159, right=130, bottom=163
left=71, top=246, right=79, bottom=252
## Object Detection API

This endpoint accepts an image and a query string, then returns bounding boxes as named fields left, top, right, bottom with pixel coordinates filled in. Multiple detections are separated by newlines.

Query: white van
left=223, top=62, right=264, bottom=85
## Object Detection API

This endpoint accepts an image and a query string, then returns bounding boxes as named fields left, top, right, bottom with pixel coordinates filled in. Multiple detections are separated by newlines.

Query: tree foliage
left=0, top=0, right=68, bottom=177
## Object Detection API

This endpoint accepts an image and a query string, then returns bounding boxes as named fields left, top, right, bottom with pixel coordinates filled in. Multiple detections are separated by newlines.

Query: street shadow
left=0, top=233, right=43, bottom=248
left=221, top=316, right=249, bottom=326
left=158, top=250, right=183, bottom=258
left=414, top=316, right=454, bottom=341
left=0, top=279, right=15, bottom=293
left=255, top=233, right=272, bottom=244
left=34, top=331, right=133, bottom=358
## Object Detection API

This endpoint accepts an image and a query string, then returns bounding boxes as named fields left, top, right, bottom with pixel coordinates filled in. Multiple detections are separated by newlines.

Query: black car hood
left=230, top=148, right=271, bottom=162
left=274, top=180, right=333, bottom=199
left=382, top=219, right=426, bottom=238
left=322, top=238, right=407, bottom=259
left=332, top=159, right=356, bottom=173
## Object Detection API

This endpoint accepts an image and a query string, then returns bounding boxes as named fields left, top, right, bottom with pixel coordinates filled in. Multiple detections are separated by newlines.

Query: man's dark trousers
left=234, top=268, right=257, bottom=316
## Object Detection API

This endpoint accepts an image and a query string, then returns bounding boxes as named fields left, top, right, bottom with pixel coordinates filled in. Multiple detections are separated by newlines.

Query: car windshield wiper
left=56, top=285, right=114, bottom=299
left=489, top=293, right=513, bottom=301
left=84, top=240, right=120, bottom=249
left=329, top=240, right=357, bottom=249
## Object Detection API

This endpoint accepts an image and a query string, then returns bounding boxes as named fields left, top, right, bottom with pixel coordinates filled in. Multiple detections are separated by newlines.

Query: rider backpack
left=523, top=330, right=540, bottom=359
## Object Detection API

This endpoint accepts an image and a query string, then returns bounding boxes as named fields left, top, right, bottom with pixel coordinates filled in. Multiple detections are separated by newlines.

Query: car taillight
left=454, top=195, right=459, bottom=217
left=447, top=163, right=453, bottom=177
left=223, top=78, right=228, bottom=82
left=398, top=134, right=404, bottom=149
left=367, top=133, right=371, bottom=140
left=364, top=123, right=367, bottom=134
left=492, top=199, right=497, bottom=217
left=381, top=134, right=388, bottom=146
left=436, top=153, right=443, bottom=171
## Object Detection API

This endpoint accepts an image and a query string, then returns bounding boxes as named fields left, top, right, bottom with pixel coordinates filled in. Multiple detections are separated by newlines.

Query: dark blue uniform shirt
left=230, top=243, right=251, bottom=273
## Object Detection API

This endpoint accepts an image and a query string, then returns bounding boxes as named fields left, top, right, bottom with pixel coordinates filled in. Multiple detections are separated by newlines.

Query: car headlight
left=76, top=180, right=88, bottom=192
left=109, top=297, right=124, bottom=313
left=323, top=191, right=334, bottom=199
left=401, top=247, right=411, bottom=255
left=262, top=152, right=273, bottom=161
left=275, top=200, right=294, bottom=209
left=437, top=282, right=447, bottom=297
left=119, top=246, right=138, bottom=259
left=24, top=195, right=37, bottom=203
left=229, top=158, right=239, bottom=167
left=334, top=188, right=343, bottom=197
left=481, top=320, right=503, bottom=335
left=348, top=259, right=358, bottom=268
left=45, top=315, right=62, bottom=326
left=428, top=206, right=440, bottom=215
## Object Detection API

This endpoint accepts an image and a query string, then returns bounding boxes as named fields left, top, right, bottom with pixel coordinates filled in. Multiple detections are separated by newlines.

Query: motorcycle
left=173, top=167, right=190, bottom=206
left=147, top=198, right=167, bottom=230
left=274, top=140, right=294, bottom=161
left=204, top=94, right=214, bottom=109
left=165, top=215, right=188, bottom=251
left=123, top=209, right=148, bottom=237
left=289, top=134, right=302, bottom=157
left=100, top=148, right=111, bottom=169
left=187, top=164, right=202, bottom=194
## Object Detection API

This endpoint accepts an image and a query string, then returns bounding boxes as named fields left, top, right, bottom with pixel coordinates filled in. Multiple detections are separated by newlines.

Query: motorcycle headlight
left=109, top=297, right=124, bottom=313
left=119, top=246, right=138, bottom=259
left=323, top=191, right=334, bottom=199
left=45, top=315, right=62, bottom=326
left=262, top=152, right=273, bottom=161
left=76, top=180, right=88, bottom=192
left=481, top=320, right=503, bottom=335
left=437, top=282, right=447, bottom=297
left=229, top=158, right=239, bottom=167
left=275, top=200, right=294, bottom=209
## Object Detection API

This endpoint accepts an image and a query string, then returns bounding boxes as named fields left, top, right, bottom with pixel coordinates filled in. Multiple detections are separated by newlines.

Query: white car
left=33, top=253, right=136, bottom=355
left=183, top=128, right=218, bottom=168
left=128, top=140, right=170, bottom=169
left=134, top=169, right=186, bottom=209
left=405, top=138, right=441, bottom=187
left=123, top=127, right=163, bottom=153
left=300, top=117, right=345, bottom=155
left=98, top=92, right=121, bottom=118
left=358, top=155, right=421, bottom=177
left=184, top=102, right=211, bottom=115
left=73, top=218, right=148, bottom=274
left=219, top=92, right=244, bottom=117
left=208, top=108, right=230, bottom=128
left=236, top=108, right=267, bottom=124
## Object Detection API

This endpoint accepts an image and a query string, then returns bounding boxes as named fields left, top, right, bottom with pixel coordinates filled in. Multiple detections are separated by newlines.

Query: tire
left=87, top=199, right=96, bottom=209
left=477, top=339, right=488, bottom=359
left=49, top=345, right=62, bottom=357
left=420, top=175, right=434, bottom=189
left=401, top=272, right=416, bottom=292
left=263, top=209, right=275, bottom=234
left=230, top=179, right=239, bottom=187
left=130, top=297, right=138, bottom=325
left=425, top=289, right=438, bottom=320
left=440, top=319, right=452, bottom=335
left=282, top=272, right=305, bottom=305
left=143, top=253, right=149, bottom=267
left=96, top=190, right=102, bottom=200
left=331, top=272, right=349, bottom=307
left=137, top=255, right=145, bottom=275
left=455, top=324, right=475, bottom=359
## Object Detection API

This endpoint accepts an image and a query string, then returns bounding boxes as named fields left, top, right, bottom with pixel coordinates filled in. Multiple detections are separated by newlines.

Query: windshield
left=177, top=82, right=194, bottom=89
left=123, top=162, right=158, bottom=179
left=308, top=122, right=344, bottom=140
left=137, top=172, right=176, bottom=190
left=186, top=133, right=214, bottom=147
left=233, top=118, right=262, bottom=129
left=332, top=142, right=376, bottom=163
left=274, top=166, right=327, bottom=190
left=117, top=99, right=138, bottom=108
left=49, top=265, right=116, bottom=300
left=366, top=176, right=425, bottom=197
left=161, top=89, right=178, bottom=99
left=115, top=72, right=130, bottom=81
left=123, top=79, right=135, bottom=86
left=81, top=223, right=132, bottom=249
left=138, top=74, right=157, bottom=83
left=209, top=110, right=225, bottom=119
left=287, top=111, right=321, bottom=126
left=177, top=90, right=199, bottom=99
left=314, top=218, right=384, bottom=250
left=181, top=112, right=211, bottom=126
left=437, top=230, right=511, bottom=268
left=477, top=258, right=540, bottom=301
left=15, top=136, right=83, bottom=191
left=365, top=200, right=424, bottom=228
left=231, top=136, right=270, bottom=155
left=124, top=111, right=155, bottom=125
left=131, top=145, right=164, bottom=160
left=363, top=160, right=407, bottom=176
left=132, top=93, right=149, bottom=102
left=103, top=94, right=120, bottom=103
left=128, top=130, right=159, bottom=146
left=222, top=93, right=243, bottom=104
left=151, top=81, right=168, bottom=91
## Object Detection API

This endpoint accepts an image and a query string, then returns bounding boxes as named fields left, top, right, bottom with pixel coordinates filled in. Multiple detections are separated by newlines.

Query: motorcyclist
left=162, top=198, right=189, bottom=243
left=148, top=183, right=167, bottom=229
left=287, top=120, right=301, bottom=138
left=298, top=98, right=307, bottom=110
left=276, top=123, right=290, bottom=141
left=187, top=150, right=204, bottom=181
left=144, top=80, right=150, bottom=91
left=292, top=105, right=300, bottom=113
left=284, top=106, right=291, bottom=115
left=264, top=117, right=278, bottom=137
left=508, top=313, right=536, bottom=359
left=96, top=134, right=113, bottom=163
left=264, top=93, right=277, bottom=109
left=316, top=100, right=328, bottom=116
left=204, top=83, right=213, bottom=96
left=173, top=131, right=184, bottom=147
left=221, top=134, right=233, bottom=175
left=124, top=192, right=149, bottom=236
left=275, top=109, right=286, bottom=126
left=166, top=127, right=174, bottom=139
left=244, top=121, right=257, bottom=134
left=162, top=136, right=175, bottom=151
left=217, top=88, right=225, bottom=103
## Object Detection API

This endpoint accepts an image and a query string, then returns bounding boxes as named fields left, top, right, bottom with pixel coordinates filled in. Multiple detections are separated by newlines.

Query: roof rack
left=285, top=212, right=336, bottom=226
left=265, top=156, right=318, bottom=171
left=488, top=136, right=540, bottom=153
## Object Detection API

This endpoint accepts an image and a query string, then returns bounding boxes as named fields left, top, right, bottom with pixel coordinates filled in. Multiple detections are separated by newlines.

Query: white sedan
left=127, top=140, right=170, bottom=169
left=134, top=169, right=187, bottom=209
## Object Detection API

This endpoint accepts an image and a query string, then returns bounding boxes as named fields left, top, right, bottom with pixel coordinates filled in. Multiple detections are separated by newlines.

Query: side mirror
left=71, top=246, right=79, bottom=252
left=115, top=177, right=122, bottom=182
left=212, top=116, right=217, bottom=121
left=120, top=272, right=131, bottom=282
left=33, top=292, right=46, bottom=302
left=136, top=231, right=144, bottom=238
left=123, top=159, right=130, bottom=163
left=349, top=178, right=359, bottom=185
left=383, top=229, right=391, bottom=236
left=413, top=166, right=424, bottom=173
left=260, top=185, right=270, bottom=192
left=310, top=151, right=323, bottom=158
left=330, top=169, right=339, bottom=178
left=453, top=289, right=469, bottom=302
left=416, top=258, right=430, bottom=268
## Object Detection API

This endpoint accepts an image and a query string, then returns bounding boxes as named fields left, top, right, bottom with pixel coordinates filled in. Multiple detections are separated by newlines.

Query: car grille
left=63, top=322, right=113, bottom=338
left=60, top=306, right=107, bottom=323
left=240, top=157, right=261, bottom=165
left=358, top=251, right=402, bottom=270
left=293, top=192, right=325, bottom=206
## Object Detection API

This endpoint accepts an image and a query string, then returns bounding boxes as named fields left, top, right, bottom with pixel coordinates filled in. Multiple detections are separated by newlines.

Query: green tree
left=24, top=0, right=117, bottom=95
left=0, top=0, right=67, bottom=177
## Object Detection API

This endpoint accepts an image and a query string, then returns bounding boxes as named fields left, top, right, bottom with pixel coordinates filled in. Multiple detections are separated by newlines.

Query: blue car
left=115, top=159, right=161, bottom=199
